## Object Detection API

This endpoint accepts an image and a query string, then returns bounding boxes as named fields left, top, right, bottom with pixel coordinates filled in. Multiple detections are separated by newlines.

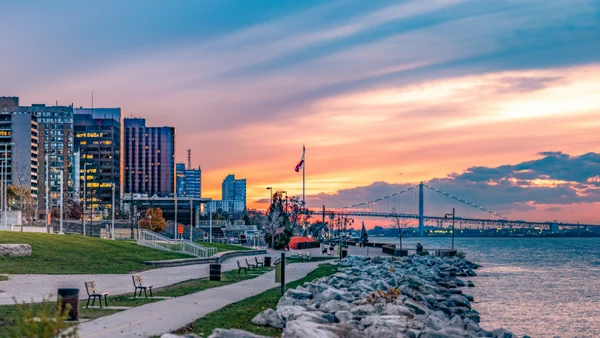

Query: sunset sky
left=1, top=0, right=599, bottom=224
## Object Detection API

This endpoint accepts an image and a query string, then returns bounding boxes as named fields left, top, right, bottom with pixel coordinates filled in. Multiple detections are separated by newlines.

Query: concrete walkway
left=77, top=261, right=328, bottom=338
left=0, top=252, right=272, bottom=306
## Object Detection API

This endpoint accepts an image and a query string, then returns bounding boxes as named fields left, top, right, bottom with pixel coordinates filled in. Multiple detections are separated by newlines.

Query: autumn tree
left=7, top=185, right=36, bottom=219
left=263, top=209, right=284, bottom=249
left=139, top=208, right=167, bottom=233
left=67, top=201, right=82, bottom=220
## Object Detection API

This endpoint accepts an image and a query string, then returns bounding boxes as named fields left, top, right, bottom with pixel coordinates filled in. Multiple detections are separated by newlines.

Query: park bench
left=84, top=281, right=109, bottom=308
left=255, top=256, right=264, bottom=268
left=245, top=257, right=257, bottom=270
left=296, top=252, right=305, bottom=260
left=327, top=249, right=334, bottom=257
left=132, top=275, right=154, bottom=298
left=304, top=251, right=311, bottom=260
left=237, top=260, right=248, bottom=274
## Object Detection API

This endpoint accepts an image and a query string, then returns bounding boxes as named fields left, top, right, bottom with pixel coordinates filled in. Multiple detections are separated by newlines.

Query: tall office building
left=124, top=118, right=175, bottom=197
left=176, top=163, right=201, bottom=198
left=0, top=112, right=39, bottom=199
left=74, top=108, right=122, bottom=214
left=221, top=174, right=246, bottom=210
left=1, top=99, right=74, bottom=220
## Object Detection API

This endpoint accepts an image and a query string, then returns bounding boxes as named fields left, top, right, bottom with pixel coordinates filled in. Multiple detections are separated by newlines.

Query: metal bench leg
left=104, top=295, right=108, bottom=307
left=86, top=296, right=91, bottom=308
left=144, top=288, right=148, bottom=298
left=92, top=297, right=96, bottom=307
left=149, top=287, right=153, bottom=297
left=99, top=296, right=103, bottom=309
left=134, top=288, right=137, bottom=298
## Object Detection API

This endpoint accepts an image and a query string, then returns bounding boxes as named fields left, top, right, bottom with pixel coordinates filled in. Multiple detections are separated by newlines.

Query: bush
left=10, top=297, right=78, bottom=338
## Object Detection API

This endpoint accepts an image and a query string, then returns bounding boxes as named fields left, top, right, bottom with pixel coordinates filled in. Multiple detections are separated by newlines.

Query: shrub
left=10, top=297, right=78, bottom=338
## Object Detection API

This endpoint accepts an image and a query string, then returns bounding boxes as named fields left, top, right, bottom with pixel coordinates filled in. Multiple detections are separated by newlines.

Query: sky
left=1, top=0, right=599, bottom=225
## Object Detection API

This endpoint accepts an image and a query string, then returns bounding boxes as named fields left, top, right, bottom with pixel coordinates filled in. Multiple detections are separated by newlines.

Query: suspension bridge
left=310, top=183, right=600, bottom=235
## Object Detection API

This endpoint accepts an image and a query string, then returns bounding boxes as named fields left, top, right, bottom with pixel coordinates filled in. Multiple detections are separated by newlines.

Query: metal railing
left=137, top=229, right=217, bottom=258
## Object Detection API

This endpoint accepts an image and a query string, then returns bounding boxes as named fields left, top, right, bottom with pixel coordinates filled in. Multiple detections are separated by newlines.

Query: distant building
left=124, top=118, right=175, bottom=197
left=1, top=100, right=75, bottom=220
left=0, top=112, right=39, bottom=199
left=208, top=200, right=245, bottom=214
left=221, top=174, right=246, bottom=210
left=176, top=163, right=201, bottom=198
left=74, top=108, right=122, bottom=214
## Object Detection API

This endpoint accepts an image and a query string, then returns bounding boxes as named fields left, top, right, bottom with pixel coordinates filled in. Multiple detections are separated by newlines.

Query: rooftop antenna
left=187, top=149, right=192, bottom=169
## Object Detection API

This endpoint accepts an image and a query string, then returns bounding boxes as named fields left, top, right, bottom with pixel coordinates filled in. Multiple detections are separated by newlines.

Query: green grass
left=0, top=299, right=120, bottom=337
left=0, top=232, right=189, bottom=274
left=0, top=275, right=7, bottom=281
left=196, top=242, right=252, bottom=253
left=286, top=257, right=333, bottom=264
left=177, top=263, right=339, bottom=337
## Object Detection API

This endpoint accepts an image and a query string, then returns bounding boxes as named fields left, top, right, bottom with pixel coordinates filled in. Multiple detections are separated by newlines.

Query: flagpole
left=303, top=146, right=305, bottom=236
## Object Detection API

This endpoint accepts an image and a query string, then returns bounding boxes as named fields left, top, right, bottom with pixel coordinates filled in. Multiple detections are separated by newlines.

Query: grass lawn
left=0, top=275, right=7, bottom=281
left=176, top=263, right=339, bottom=337
left=286, top=257, right=333, bottom=264
left=0, top=232, right=189, bottom=274
left=196, top=242, right=252, bottom=253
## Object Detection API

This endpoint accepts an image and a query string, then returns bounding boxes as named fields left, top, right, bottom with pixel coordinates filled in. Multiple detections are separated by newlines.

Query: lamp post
left=0, top=160, right=5, bottom=229
left=208, top=200, right=213, bottom=243
left=59, top=171, right=64, bottom=234
left=282, top=191, right=288, bottom=214
left=111, top=183, right=115, bottom=240
left=444, top=208, right=456, bottom=250
left=83, top=162, right=87, bottom=236
left=266, top=187, right=272, bottom=209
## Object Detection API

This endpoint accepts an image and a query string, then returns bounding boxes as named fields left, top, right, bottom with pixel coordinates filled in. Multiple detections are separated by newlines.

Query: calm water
left=370, top=237, right=600, bottom=338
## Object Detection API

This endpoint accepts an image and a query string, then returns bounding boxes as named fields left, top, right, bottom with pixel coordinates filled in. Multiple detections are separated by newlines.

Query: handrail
left=137, top=229, right=217, bottom=258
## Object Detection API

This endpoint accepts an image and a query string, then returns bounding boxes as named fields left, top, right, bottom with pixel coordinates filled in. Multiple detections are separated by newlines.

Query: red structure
left=288, top=236, right=317, bottom=250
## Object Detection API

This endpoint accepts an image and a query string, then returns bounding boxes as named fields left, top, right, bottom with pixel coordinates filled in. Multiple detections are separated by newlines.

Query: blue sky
left=1, top=0, right=600, bottom=222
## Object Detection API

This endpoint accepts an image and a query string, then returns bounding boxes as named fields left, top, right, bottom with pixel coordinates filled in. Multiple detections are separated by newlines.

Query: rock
left=350, top=304, right=376, bottom=316
left=276, top=305, right=307, bottom=321
left=251, top=309, right=284, bottom=329
left=277, top=296, right=309, bottom=308
left=0, top=244, right=32, bottom=257
left=314, top=288, right=354, bottom=303
left=464, top=310, right=481, bottom=323
left=285, top=289, right=312, bottom=300
left=448, top=295, right=471, bottom=309
left=467, top=280, right=475, bottom=287
left=465, top=295, right=474, bottom=302
left=364, top=325, right=410, bottom=338
left=360, top=315, right=409, bottom=329
left=282, top=320, right=362, bottom=338
left=319, top=300, right=352, bottom=313
left=403, top=299, right=429, bottom=315
left=456, top=279, right=466, bottom=287
left=335, top=310, right=353, bottom=322
left=288, top=311, right=332, bottom=324
left=382, top=303, right=412, bottom=316
left=208, top=329, right=270, bottom=338
left=466, top=269, right=477, bottom=276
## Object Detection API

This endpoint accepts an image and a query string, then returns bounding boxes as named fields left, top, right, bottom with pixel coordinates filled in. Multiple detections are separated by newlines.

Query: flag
left=294, top=145, right=305, bottom=172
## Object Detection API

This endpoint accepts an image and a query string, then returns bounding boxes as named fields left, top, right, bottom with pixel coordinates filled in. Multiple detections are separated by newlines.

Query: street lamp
left=266, top=187, right=272, bottom=208
left=111, top=183, right=116, bottom=240
left=444, top=208, right=456, bottom=250
left=282, top=191, right=288, bottom=214
left=83, top=162, right=87, bottom=236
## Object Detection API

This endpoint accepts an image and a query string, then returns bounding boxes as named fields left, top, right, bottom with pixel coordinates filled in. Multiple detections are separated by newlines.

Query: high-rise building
left=0, top=112, right=39, bottom=199
left=2, top=100, right=74, bottom=220
left=176, top=163, right=201, bottom=198
left=221, top=174, right=246, bottom=210
left=74, top=108, right=122, bottom=214
left=124, top=118, right=175, bottom=197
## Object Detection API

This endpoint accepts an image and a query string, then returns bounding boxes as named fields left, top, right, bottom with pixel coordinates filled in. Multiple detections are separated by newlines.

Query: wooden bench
left=245, top=258, right=257, bottom=270
left=254, top=256, right=264, bottom=268
left=305, top=251, right=311, bottom=260
left=84, top=281, right=109, bottom=308
left=132, top=275, right=153, bottom=298
left=327, top=249, right=334, bottom=257
left=237, top=260, right=248, bottom=274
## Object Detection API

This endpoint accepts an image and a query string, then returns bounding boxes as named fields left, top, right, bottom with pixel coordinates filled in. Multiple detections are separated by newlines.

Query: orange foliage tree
left=139, top=208, right=167, bottom=233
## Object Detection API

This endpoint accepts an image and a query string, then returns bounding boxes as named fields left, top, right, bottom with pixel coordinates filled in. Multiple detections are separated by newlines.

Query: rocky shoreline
left=169, top=255, right=525, bottom=338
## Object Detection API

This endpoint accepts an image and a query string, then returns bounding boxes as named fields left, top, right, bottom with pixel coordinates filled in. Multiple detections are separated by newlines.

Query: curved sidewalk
left=77, top=261, right=327, bottom=338
left=0, top=252, right=271, bottom=306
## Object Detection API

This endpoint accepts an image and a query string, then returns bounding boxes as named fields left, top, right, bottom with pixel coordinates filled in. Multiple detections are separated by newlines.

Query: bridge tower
left=419, top=182, right=424, bottom=236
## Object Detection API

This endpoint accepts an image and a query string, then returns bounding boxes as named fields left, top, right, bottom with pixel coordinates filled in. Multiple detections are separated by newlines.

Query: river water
left=369, top=237, right=600, bottom=338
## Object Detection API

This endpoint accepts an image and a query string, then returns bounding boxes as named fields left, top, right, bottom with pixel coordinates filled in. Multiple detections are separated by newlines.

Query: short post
left=280, top=252, right=286, bottom=296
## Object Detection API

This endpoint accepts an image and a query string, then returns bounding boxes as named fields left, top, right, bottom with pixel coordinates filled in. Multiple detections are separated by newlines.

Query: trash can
left=209, top=263, right=222, bottom=281
left=57, top=288, right=79, bottom=321
left=341, top=249, right=348, bottom=258
left=264, top=256, right=272, bottom=267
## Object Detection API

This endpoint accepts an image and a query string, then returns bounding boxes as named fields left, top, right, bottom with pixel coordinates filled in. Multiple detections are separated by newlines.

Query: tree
left=391, top=207, right=410, bottom=250
left=139, top=208, right=167, bottom=233
left=360, top=221, right=369, bottom=246
left=67, top=201, right=82, bottom=220
left=7, top=185, right=36, bottom=219
left=263, top=209, right=284, bottom=249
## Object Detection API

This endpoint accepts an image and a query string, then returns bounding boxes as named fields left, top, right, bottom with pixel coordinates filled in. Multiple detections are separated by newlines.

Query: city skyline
left=1, top=1, right=599, bottom=223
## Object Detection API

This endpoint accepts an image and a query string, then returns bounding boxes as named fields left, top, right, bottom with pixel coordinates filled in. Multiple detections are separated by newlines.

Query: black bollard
left=280, top=252, right=286, bottom=296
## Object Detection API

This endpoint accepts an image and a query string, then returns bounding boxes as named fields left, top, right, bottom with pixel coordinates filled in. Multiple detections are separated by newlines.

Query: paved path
left=0, top=252, right=272, bottom=305
left=77, top=261, right=327, bottom=338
